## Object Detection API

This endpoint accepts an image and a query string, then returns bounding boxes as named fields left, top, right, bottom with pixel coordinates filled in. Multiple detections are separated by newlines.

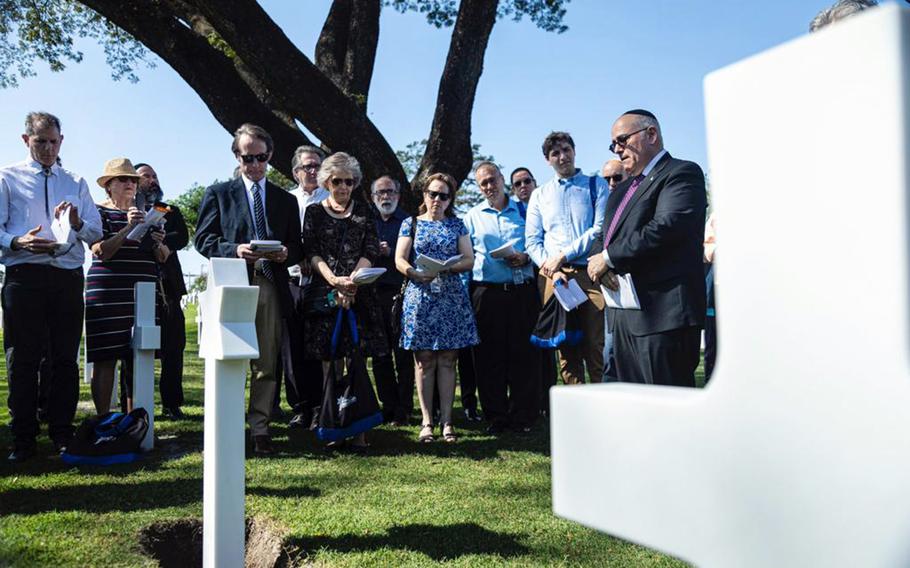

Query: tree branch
left=183, top=0, right=405, bottom=188
left=315, top=0, right=381, bottom=111
left=415, top=0, right=499, bottom=190
left=77, top=0, right=313, bottom=177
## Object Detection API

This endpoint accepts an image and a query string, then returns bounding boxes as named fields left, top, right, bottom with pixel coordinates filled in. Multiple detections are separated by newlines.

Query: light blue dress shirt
left=525, top=169, right=608, bottom=268
left=464, top=197, right=533, bottom=284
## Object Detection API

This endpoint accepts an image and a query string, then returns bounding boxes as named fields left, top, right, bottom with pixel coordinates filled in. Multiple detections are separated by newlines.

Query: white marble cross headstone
left=551, top=5, right=910, bottom=567
left=200, top=258, right=260, bottom=568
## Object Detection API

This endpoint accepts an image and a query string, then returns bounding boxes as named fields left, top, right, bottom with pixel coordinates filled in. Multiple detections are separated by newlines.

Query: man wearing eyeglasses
left=509, top=167, right=536, bottom=219
left=601, top=159, right=628, bottom=192
left=596, top=159, right=627, bottom=382
left=370, top=175, right=414, bottom=425
left=195, top=123, right=303, bottom=455
left=588, top=109, right=706, bottom=388
left=526, top=131, right=608, bottom=386
left=281, top=145, right=326, bottom=430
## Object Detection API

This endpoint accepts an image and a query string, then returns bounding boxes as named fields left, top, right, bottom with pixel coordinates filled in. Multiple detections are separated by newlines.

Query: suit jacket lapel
left=230, top=178, right=256, bottom=240
left=611, top=152, right=673, bottom=241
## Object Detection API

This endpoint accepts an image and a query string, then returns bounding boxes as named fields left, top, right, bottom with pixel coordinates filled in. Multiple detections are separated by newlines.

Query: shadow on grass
left=0, top=477, right=203, bottom=514
left=247, top=484, right=320, bottom=499
left=288, top=522, right=529, bottom=561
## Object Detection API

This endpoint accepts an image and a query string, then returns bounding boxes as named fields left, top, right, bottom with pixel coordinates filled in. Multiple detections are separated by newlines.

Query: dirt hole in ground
left=138, top=516, right=291, bottom=567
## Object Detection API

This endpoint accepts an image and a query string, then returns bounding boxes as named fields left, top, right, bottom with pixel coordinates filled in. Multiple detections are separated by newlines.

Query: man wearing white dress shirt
left=283, top=145, right=327, bottom=429
left=0, top=112, right=102, bottom=462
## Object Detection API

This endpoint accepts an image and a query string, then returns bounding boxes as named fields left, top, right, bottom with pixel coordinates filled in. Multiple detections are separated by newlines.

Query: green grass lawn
left=0, top=304, right=693, bottom=567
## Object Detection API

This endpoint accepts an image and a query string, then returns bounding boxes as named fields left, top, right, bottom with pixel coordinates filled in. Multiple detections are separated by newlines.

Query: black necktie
left=42, top=167, right=52, bottom=219
left=252, top=182, right=274, bottom=281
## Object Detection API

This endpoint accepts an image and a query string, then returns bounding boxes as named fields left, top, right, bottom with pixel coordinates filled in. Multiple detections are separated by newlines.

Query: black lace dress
left=302, top=200, right=388, bottom=360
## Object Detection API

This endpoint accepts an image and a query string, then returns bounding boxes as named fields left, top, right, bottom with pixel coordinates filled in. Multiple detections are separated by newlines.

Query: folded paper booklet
left=600, top=273, right=641, bottom=310
left=490, top=240, right=519, bottom=259
left=249, top=240, right=283, bottom=253
left=126, top=205, right=169, bottom=241
left=415, top=253, right=463, bottom=276
left=553, top=279, right=589, bottom=311
left=351, top=267, right=387, bottom=285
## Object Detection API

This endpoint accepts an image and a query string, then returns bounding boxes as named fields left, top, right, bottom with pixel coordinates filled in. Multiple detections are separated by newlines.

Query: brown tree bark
left=75, top=0, right=500, bottom=207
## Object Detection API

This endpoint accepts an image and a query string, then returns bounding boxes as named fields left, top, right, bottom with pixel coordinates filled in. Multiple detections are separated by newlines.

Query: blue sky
left=0, top=1, right=862, bottom=272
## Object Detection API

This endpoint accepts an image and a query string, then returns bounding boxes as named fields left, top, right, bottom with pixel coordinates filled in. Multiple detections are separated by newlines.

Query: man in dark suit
left=194, top=123, right=302, bottom=454
left=588, top=109, right=706, bottom=387
left=135, top=163, right=189, bottom=420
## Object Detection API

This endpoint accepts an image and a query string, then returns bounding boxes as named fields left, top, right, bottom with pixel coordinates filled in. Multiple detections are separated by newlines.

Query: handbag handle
left=329, top=308, right=360, bottom=358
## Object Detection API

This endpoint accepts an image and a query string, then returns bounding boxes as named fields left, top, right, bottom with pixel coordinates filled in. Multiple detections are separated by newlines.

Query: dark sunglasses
left=606, top=174, right=624, bottom=183
left=240, top=153, right=269, bottom=164
left=330, top=177, right=355, bottom=187
left=114, top=175, right=136, bottom=183
left=609, top=127, right=649, bottom=154
left=425, top=190, right=451, bottom=202
left=513, top=177, right=535, bottom=188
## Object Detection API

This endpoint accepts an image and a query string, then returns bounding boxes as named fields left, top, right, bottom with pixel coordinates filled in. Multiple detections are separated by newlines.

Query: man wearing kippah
left=588, top=109, right=706, bottom=387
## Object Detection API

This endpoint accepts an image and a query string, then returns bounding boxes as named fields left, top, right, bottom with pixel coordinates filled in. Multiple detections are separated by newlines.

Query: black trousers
left=372, top=286, right=415, bottom=421
left=280, top=280, right=322, bottom=414
left=470, top=281, right=541, bottom=428
left=3, top=264, right=84, bottom=448
left=612, top=317, right=701, bottom=388
left=159, top=295, right=186, bottom=408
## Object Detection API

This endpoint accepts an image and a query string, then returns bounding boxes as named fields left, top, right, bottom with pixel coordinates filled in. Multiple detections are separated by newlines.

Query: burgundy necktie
left=604, top=174, right=645, bottom=247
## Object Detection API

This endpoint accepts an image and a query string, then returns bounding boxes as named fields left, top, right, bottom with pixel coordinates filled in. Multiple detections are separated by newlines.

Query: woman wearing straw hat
left=85, top=158, right=169, bottom=414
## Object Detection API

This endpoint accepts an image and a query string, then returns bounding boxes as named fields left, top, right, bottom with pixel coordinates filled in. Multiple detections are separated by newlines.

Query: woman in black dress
left=302, top=152, right=387, bottom=448
left=86, top=158, right=169, bottom=414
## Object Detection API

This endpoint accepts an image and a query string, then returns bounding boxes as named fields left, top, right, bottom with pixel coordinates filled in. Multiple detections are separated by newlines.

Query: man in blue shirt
left=370, top=175, right=414, bottom=425
left=464, top=162, right=540, bottom=433
left=525, top=131, right=608, bottom=385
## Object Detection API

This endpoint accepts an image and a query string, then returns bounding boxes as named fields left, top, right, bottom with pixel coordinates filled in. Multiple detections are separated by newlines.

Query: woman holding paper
left=302, top=152, right=387, bottom=447
left=395, top=173, right=478, bottom=443
left=85, top=158, right=169, bottom=414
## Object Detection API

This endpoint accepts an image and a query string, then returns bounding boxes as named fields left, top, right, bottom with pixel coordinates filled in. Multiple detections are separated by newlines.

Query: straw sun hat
left=96, top=158, right=140, bottom=188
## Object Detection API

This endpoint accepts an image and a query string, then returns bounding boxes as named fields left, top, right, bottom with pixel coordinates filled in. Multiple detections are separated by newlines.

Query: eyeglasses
left=114, top=176, right=136, bottom=183
left=425, top=190, right=451, bottom=202
left=372, top=189, right=399, bottom=197
left=512, top=177, right=535, bottom=188
left=609, top=127, right=649, bottom=154
left=330, top=177, right=355, bottom=187
left=240, top=153, right=269, bottom=164
left=296, top=164, right=319, bottom=173
left=605, top=174, right=624, bottom=183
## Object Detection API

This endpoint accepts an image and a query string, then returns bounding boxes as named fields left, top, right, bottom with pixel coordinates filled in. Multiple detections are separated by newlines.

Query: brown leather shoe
left=252, top=435, right=274, bottom=455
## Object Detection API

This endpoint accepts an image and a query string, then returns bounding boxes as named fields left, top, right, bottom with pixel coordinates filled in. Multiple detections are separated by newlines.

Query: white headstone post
left=131, top=281, right=160, bottom=451
left=551, top=5, right=910, bottom=567
left=200, top=258, right=259, bottom=568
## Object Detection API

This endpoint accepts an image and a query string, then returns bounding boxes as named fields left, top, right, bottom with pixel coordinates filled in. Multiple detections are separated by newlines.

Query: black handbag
left=316, top=309, right=383, bottom=442
left=302, top=280, right=336, bottom=316
left=530, top=294, right=583, bottom=349
left=390, top=215, right=418, bottom=337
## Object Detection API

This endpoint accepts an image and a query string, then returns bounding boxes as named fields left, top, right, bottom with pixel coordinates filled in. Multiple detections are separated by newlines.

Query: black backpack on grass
left=61, top=408, right=149, bottom=465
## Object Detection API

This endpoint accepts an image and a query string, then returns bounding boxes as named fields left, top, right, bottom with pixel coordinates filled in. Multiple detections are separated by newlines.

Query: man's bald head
left=601, top=159, right=628, bottom=190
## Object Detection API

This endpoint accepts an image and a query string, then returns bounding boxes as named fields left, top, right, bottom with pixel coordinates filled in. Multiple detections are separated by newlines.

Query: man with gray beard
left=371, top=176, right=414, bottom=424
left=134, top=163, right=188, bottom=419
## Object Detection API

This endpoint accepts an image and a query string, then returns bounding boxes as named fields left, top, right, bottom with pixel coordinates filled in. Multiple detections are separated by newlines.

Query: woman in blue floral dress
left=395, top=173, right=478, bottom=443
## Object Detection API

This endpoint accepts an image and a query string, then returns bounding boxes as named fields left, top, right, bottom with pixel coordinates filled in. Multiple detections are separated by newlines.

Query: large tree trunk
left=76, top=0, right=499, bottom=208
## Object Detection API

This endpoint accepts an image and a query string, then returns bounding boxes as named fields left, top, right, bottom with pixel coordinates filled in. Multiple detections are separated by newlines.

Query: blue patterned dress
left=398, top=216, right=479, bottom=351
